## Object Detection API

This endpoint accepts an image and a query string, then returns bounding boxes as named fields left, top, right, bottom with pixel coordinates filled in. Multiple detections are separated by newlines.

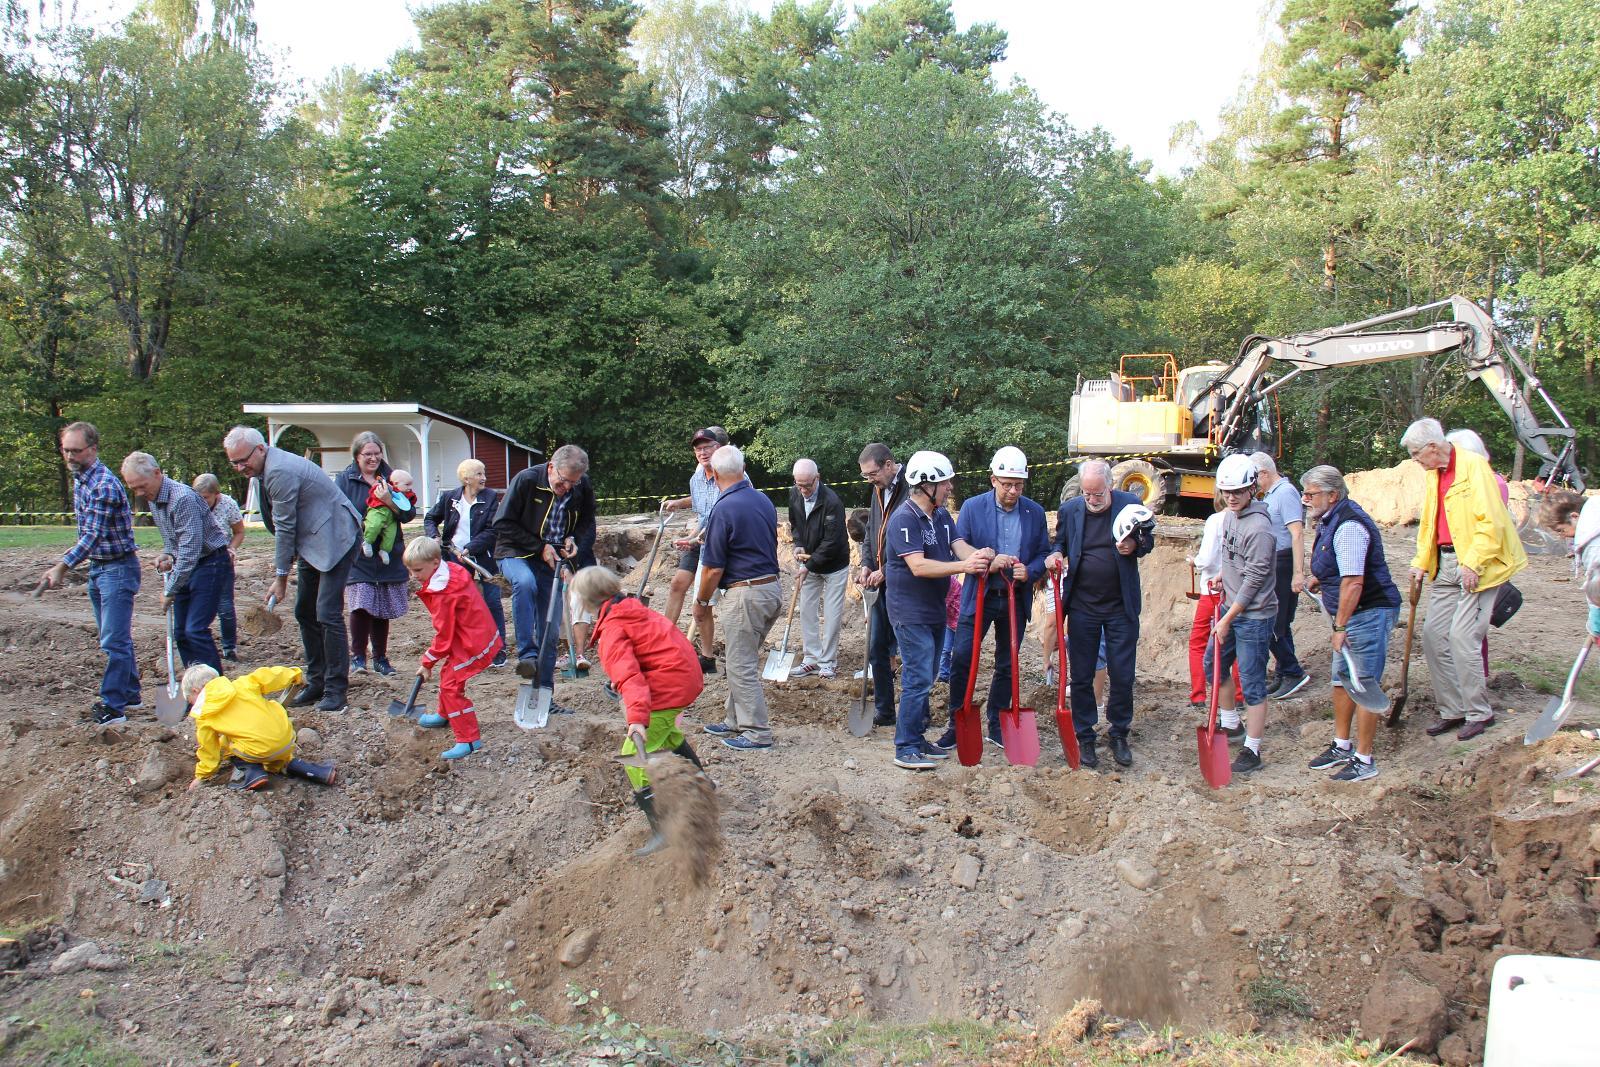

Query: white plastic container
left=1484, top=953, right=1600, bottom=1066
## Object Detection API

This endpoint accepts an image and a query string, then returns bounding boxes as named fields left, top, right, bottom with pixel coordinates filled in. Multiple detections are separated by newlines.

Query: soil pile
left=1346, top=460, right=1429, bottom=525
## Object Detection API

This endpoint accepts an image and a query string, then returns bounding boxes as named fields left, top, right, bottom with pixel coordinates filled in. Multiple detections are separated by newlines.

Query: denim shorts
left=1332, top=606, right=1398, bottom=689
left=1205, top=613, right=1274, bottom=706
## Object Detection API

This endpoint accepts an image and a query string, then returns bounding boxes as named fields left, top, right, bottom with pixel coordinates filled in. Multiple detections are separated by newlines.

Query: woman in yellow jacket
left=182, top=664, right=337, bottom=791
left=1403, top=417, right=1527, bottom=739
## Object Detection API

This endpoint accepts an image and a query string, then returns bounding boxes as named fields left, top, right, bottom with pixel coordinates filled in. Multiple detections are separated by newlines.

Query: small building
left=240, top=402, right=542, bottom=516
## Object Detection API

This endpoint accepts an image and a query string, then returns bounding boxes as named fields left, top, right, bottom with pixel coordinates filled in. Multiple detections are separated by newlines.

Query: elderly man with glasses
left=787, top=457, right=850, bottom=678
left=39, top=422, right=142, bottom=726
left=492, top=444, right=597, bottom=708
left=223, top=425, right=362, bottom=712
left=1402, top=417, right=1527, bottom=741
left=857, top=442, right=908, bottom=728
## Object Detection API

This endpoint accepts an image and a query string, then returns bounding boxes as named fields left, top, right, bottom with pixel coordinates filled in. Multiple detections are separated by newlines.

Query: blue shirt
left=688, top=465, right=720, bottom=526
left=995, top=501, right=1021, bottom=558
left=700, top=479, right=779, bottom=585
left=885, top=499, right=958, bottom=626
left=148, top=476, right=230, bottom=593
left=1264, top=478, right=1302, bottom=552
left=63, top=460, right=136, bottom=568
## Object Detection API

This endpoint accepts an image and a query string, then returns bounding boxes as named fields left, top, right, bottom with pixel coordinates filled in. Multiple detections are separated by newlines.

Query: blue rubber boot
left=417, top=712, right=447, bottom=728
left=441, top=740, right=482, bottom=760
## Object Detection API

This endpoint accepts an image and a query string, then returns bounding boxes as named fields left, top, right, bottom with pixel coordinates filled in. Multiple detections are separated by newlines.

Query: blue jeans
left=173, top=550, right=226, bottom=670
left=1270, top=550, right=1304, bottom=679
left=88, top=555, right=141, bottom=710
left=1067, top=610, right=1138, bottom=740
left=1333, top=606, right=1398, bottom=688
left=891, top=622, right=944, bottom=755
left=937, top=625, right=955, bottom=679
left=946, top=598, right=1028, bottom=740
left=500, top=555, right=559, bottom=687
left=1205, top=613, right=1274, bottom=707
left=867, top=592, right=898, bottom=721
left=478, top=580, right=507, bottom=645
left=215, top=556, right=237, bottom=653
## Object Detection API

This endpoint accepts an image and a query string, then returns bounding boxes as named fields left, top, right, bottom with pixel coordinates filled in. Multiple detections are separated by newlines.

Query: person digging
left=405, top=536, right=504, bottom=760
left=573, top=564, right=713, bottom=856
left=183, top=664, right=336, bottom=791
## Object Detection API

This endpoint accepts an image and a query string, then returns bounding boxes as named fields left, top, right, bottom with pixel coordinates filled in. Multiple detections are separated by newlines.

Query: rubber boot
left=283, top=757, right=338, bottom=786
left=671, top=740, right=717, bottom=791
left=228, top=759, right=270, bottom=791
left=632, top=789, right=667, bottom=857
left=416, top=712, right=447, bottom=728
left=441, top=739, right=482, bottom=760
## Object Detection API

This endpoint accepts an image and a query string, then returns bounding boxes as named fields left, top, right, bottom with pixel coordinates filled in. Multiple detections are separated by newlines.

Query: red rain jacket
left=592, top=595, right=704, bottom=727
left=415, top=560, right=502, bottom=676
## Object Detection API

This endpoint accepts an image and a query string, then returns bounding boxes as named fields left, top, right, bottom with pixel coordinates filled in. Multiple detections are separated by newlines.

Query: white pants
left=797, top=567, right=849, bottom=671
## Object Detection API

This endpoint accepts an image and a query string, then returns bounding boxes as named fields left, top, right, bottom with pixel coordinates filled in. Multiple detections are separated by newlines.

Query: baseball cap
left=691, top=426, right=730, bottom=447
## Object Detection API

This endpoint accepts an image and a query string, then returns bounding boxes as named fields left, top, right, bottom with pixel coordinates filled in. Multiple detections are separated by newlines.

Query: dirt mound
left=1346, top=460, right=1429, bottom=525
left=652, top=754, right=721, bottom=888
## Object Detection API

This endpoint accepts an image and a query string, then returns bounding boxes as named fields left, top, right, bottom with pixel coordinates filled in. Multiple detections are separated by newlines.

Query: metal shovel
left=848, top=587, right=877, bottom=737
left=1525, top=638, right=1594, bottom=745
left=1305, top=594, right=1390, bottom=713
left=953, top=580, right=986, bottom=766
left=1197, top=607, right=1232, bottom=789
left=1050, top=572, right=1080, bottom=769
left=386, top=675, right=426, bottom=719
left=761, top=574, right=803, bottom=681
left=513, top=570, right=565, bottom=730
left=1388, top=576, right=1421, bottom=727
left=997, top=579, right=1039, bottom=766
left=459, top=554, right=512, bottom=593
left=633, top=505, right=671, bottom=603
left=560, top=567, right=588, bottom=680
left=153, top=608, right=189, bottom=725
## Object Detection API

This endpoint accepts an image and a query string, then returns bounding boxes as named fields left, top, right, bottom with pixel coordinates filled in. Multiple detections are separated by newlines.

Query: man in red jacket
left=573, top=564, right=710, bottom=856
left=404, top=537, right=504, bottom=760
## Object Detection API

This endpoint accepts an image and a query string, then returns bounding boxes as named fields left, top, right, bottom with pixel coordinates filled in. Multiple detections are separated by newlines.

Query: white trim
left=243, top=402, right=538, bottom=454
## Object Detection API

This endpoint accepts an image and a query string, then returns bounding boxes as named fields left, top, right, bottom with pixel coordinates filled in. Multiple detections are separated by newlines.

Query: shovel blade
left=761, top=651, right=795, bottom=682
left=955, top=702, right=983, bottom=766
left=1345, top=675, right=1391, bottom=714
left=1386, top=692, right=1407, bottom=729
left=1197, top=724, right=1232, bottom=789
left=1524, top=693, right=1573, bottom=745
left=999, top=708, right=1039, bottom=766
left=1054, top=707, right=1080, bottom=769
left=847, top=692, right=874, bottom=737
left=514, top=683, right=551, bottom=730
left=153, top=688, right=188, bottom=725
left=386, top=700, right=428, bottom=719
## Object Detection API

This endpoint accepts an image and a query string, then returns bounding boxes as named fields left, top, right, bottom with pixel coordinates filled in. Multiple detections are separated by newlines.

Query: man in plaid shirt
left=40, top=422, right=142, bottom=726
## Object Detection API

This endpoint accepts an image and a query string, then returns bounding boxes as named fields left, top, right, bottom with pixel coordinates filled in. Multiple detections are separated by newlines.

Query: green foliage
left=1244, top=975, right=1314, bottom=1019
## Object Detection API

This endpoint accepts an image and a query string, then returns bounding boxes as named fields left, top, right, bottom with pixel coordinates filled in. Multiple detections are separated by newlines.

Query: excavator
left=1063, top=295, right=1586, bottom=515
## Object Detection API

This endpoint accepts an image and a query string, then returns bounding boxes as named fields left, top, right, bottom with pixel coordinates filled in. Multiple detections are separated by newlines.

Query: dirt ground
left=2, top=492, right=1598, bottom=1065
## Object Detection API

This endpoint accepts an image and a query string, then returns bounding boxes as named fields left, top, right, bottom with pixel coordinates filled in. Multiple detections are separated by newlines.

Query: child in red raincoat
left=571, top=564, right=708, bottom=856
left=404, top=536, right=503, bottom=759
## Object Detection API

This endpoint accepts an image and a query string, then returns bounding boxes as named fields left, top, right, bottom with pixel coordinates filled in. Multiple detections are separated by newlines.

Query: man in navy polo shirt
left=696, top=444, right=782, bottom=750
left=886, top=450, right=993, bottom=770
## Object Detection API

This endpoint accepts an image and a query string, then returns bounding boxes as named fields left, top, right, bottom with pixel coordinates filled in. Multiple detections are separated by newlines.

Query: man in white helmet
left=934, top=446, right=1052, bottom=750
left=884, top=450, right=993, bottom=770
left=1207, top=452, right=1279, bottom=773
left=1047, top=459, right=1155, bottom=768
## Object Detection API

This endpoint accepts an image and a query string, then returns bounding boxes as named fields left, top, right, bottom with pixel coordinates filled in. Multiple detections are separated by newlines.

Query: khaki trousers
left=1421, top=552, right=1495, bottom=723
left=720, top=580, right=783, bottom=742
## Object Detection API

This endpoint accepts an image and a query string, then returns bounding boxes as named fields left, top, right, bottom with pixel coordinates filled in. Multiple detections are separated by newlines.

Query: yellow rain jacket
left=192, top=666, right=302, bottom=780
left=1411, top=447, right=1527, bottom=591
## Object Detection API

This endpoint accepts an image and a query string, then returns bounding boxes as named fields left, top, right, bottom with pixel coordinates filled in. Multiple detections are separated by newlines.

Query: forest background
left=1, top=0, right=1596, bottom=510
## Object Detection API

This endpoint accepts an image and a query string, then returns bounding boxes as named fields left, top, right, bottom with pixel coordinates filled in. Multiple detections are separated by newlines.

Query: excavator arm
left=1208, top=296, right=1584, bottom=490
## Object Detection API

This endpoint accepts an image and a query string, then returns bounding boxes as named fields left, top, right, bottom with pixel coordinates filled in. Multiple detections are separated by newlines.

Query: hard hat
left=1216, top=453, right=1259, bottom=492
left=990, top=446, right=1029, bottom=479
left=1113, top=503, right=1156, bottom=543
left=904, top=450, right=956, bottom=486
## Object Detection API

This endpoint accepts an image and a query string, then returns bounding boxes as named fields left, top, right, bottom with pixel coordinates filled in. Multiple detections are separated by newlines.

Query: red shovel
left=998, top=579, right=1040, bottom=766
left=1051, top=571, right=1080, bottom=769
left=1197, top=598, right=1232, bottom=789
left=953, top=580, right=986, bottom=766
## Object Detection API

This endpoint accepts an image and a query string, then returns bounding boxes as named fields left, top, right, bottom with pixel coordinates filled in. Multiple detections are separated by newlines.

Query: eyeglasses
left=59, top=445, right=91, bottom=457
left=227, top=445, right=262, bottom=470
left=1082, top=489, right=1110, bottom=500
left=795, top=478, right=818, bottom=492
left=357, top=449, right=384, bottom=460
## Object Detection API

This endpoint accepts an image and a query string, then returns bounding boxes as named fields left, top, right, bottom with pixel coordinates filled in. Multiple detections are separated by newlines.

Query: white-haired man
left=224, top=425, right=362, bottom=712
left=1402, top=417, right=1527, bottom=740
left=787, top=458, right=849, bottom=678
left=1250, top=452, right=1309, bottom=699
left=697, top=445, right=782, bottom=750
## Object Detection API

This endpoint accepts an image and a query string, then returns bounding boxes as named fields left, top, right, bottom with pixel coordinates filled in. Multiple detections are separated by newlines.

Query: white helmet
left=990, top=446, right=1028, bottom=479
left=1113, top=503, right=1156, bottom=543
left=904, top=450, right=955, bottom=486
left=1216, top=453, right=1259, bottom=492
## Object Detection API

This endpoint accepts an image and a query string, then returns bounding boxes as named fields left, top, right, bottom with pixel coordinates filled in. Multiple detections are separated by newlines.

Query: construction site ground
left=2, top=474, right=1598, bottom=1065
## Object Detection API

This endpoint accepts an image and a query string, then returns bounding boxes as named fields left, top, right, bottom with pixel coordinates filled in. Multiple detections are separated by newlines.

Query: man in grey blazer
left=225, top=426, right=362, bottom=712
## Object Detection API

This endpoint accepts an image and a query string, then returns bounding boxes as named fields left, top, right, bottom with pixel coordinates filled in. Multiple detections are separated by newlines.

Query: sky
left=75, top=0, right=1278, bottom=174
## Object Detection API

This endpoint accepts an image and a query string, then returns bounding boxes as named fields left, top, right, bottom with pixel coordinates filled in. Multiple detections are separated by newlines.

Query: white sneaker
left=818, top=666, right=837, bottom=679
left=789, top=662, right=821, bottom=679
left=853, top=668, right=870, bottom=680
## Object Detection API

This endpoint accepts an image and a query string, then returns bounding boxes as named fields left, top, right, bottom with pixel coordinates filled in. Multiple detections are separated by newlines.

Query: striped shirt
left=150, top=476, right=231, bottom=593
left=63, top=460, right=136, bottom=568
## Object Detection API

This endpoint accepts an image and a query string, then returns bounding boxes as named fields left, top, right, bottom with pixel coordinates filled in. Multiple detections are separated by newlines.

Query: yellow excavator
left=1062, top=295, right=1585, bottom=510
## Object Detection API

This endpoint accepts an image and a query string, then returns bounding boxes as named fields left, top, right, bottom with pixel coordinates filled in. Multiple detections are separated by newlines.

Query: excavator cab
left=1068, top=354, right=1191, bottom=454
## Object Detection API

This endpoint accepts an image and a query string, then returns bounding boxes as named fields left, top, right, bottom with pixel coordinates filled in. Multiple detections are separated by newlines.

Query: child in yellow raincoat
left=182, top=664, right=337, bottom=791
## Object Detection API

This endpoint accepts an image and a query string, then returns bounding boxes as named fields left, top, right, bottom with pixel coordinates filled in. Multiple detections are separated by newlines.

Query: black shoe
left=286, top=686, right=324, bottom=708
left=1218, top=721, right=1246, bottom=741
left=872, top=713, right=895, bottom=728
left=491, top=651, right=508, bottom=668
left=698, top=654, right=718, bottom=674
left=1111, top=736, right=1133, bottom=767
left=372, top=658, right=397, bottom=677
left=1331, top=757, right=1379, bottom=782
left=1307, top=743, right=1353, bottom=771
left=515, top=659, right=537, bottom=680
left=1269, top=673, right=1310, bottom=700
left=315, top=695, right=348, bottom=713
left=221, top=650, right=239, bottom=663
left=1078, top=740, right=1099, bottom=768
left=550, top=702, right=577, bottom=716
left=1231, top=746, right=1263, bottom=774
left=92, top=702, right=127, bottom=726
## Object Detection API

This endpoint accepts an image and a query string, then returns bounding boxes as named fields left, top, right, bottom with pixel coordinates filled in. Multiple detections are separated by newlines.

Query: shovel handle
left=1006, top=579, right=1021, bottom=709
left=403, top=675, right=424, bottom=716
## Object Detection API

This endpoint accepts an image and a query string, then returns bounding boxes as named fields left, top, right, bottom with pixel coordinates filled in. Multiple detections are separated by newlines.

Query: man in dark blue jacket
left=1051, top=459, right=1156, bottom=768
left=938, top=446, right=1052, bottom=749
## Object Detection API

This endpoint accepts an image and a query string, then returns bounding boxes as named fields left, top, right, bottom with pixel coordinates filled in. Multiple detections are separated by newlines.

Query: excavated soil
left=1, top=498, right=1598, bottom=1064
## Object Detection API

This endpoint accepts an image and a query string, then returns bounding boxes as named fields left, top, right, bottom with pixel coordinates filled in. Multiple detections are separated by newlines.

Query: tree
left=631, top=0, right=746, bottom=205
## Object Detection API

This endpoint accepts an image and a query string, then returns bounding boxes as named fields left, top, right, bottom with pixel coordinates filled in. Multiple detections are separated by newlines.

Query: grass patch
left=1245, top=977, right=1314, bottom=1019
left=0, top=526, right=273, bottom=551
left=4, top=1009, right=142, bottom=1067
left=1493, top=654, right=1600, bottom=705
left=783, top=1017, right=1009, bottom=1064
